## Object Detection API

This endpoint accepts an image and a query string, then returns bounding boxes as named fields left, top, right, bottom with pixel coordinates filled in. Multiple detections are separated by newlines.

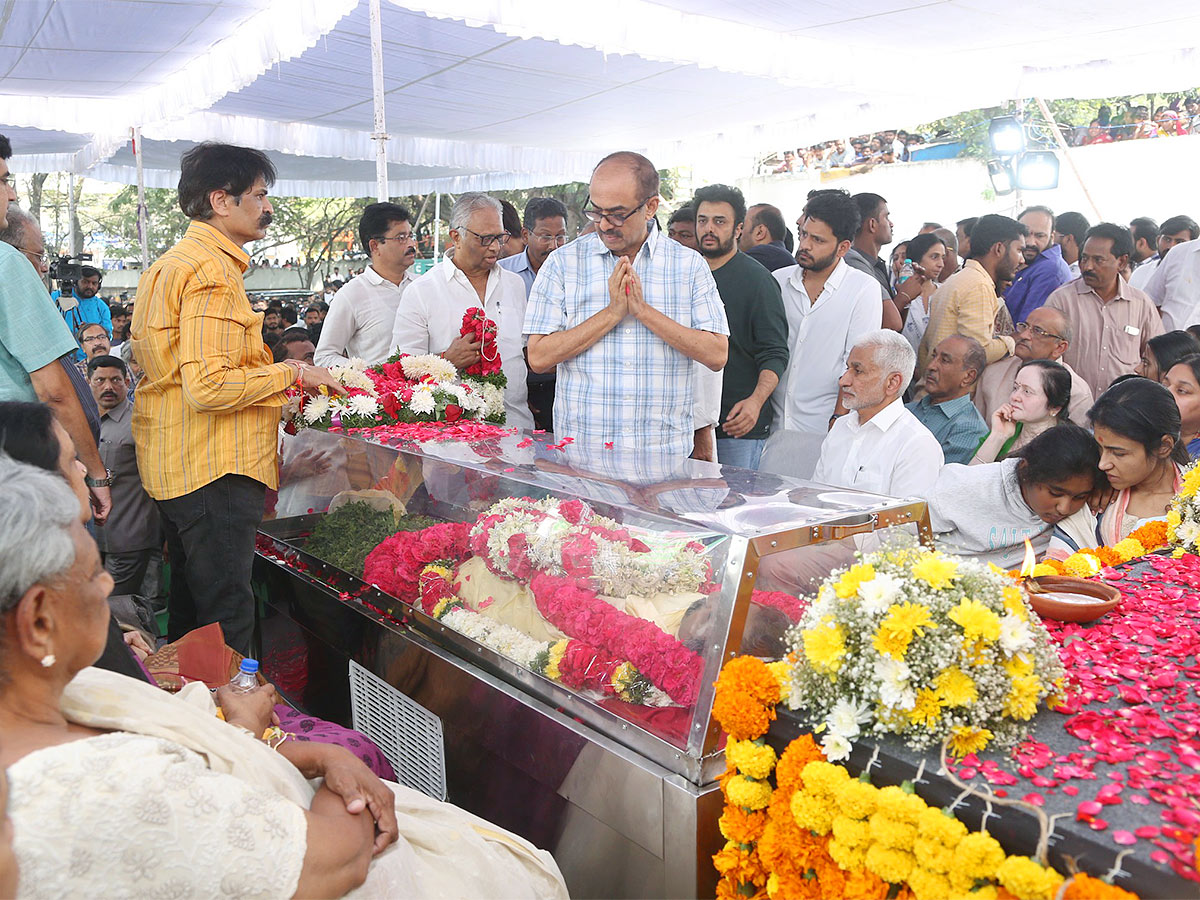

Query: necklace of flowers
left=361, top=522, right=473, bottom=602
left=461, top=307, right=502, bottom=373
left=418, top=563, right=670, bottom=706
left=1031, top=519, right=1170, bottom=578
left=469, top=496, right=718, bottom=598
left=528, top=571, right=704, bottom=707
left=710, top=656, right=1141, bottom=900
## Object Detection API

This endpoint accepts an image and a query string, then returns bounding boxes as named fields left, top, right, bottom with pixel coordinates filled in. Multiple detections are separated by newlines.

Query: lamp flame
left=1020, top=539, right=1037, bottom=578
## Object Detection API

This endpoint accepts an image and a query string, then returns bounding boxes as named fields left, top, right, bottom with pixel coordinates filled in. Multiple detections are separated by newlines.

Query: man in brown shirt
left=1045, top=223, right=1164, bottom=398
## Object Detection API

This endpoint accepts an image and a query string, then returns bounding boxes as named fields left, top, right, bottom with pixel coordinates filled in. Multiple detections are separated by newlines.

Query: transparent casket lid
left=269, top=427, right=925, bottom=758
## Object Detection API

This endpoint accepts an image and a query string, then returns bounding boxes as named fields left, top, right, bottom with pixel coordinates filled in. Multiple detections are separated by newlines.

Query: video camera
left=48, top=252, right=97, bottom=295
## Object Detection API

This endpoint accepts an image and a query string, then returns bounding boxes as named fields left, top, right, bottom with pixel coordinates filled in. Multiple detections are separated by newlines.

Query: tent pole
left=1034, top=97, right=1102, bottom=221
left=67, top=173, right=77, bottom=257
left=434, top=191, right=440, bottom=258
left=369, top=0, right=389, bottom=202
left=133, top=127, right=149, bottom=269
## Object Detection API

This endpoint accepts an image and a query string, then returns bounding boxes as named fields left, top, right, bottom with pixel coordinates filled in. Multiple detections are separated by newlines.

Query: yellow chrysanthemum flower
left=828, top=836, right=868, bottom=872
left=766, top=659, right=791, bottom=695
left=544, top=639, right=569, bottom=680
left=1004, top=673, right=1042, bottom=720
left=831, top=814, right=871, bottom=847
left=916, top=806, right=968, bottom=847
left=1030, top=562, right=1059, bottom=578
left=946, top=725, right=993, bottom=757
left=835, top=778, right=880, bottom=819
left=935, top=666, right=978, bottom=706
left=948, top=597, right=1002, bottom=643
left=834, top=562, right=877, bottom=598
left=800, top=760, right=851, bottom=797
left=997, top=855, right=1065, bottom=900
left=907, top=867, right=953, bottom=900
left=1003, top=654, right=1034, bottom=677
left=1062, top=552, right=1103, bottom=578
left=802, top=618, right=847, bottom=674
left=1110, top=537, right=1146, bottom=564
left=1168, top=508, right=1183, bottom=528
left=868, top=811, right=918, bottom=850
left=875, top=785, right=926, bottom=824
left=951, top=831, right=1006, bottom=880
left=907, top=687, right=945, bottom=726
left=871, top=601, right=935, bottom=659
left=726, top=738, right=778, bottom=781
left=865, top=844, right=915, bottom=884
left=725, top=774, right=772, bottom=810
left=1181, top=466, right=1200, bottom=498
left=789, top=790, right=834, bottom=834
left=911, top=551, right=958, bottom=589
left=912, top=837, right=957, bottom=874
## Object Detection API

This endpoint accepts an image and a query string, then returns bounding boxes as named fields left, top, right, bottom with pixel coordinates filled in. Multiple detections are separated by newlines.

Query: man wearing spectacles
left=393, top=192, right=534, bottom=430
left=974, top=306, right=1093, bottom=425
left=0, top=136, right=112, bottom=524
left=524, top=151, right=729, bottom=457
left=315, top=202, right=419, bottom=367
left=499, top=197, right=569, bottom=432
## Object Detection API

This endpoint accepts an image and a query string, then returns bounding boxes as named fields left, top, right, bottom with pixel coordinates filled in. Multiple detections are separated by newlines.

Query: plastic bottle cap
left=903, top=259, right=913, bottom=264
left=239, top=658, right=259, bottom=674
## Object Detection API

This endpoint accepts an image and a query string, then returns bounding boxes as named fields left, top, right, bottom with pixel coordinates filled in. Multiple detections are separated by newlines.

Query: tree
left=253, top=195, right=373, bottom=288
left=95, top=185, right=190, bottom=261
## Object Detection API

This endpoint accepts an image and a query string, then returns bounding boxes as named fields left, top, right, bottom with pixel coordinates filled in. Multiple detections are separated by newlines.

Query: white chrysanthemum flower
left=998, top=612, right=1034, bottom=655
left=400, top=354, right=458, bottom=383
left=348, top=394, right=380, bottom=417
left=873, top=656, right=915, bottom=710
left=821, top=732, right=853, bottom=761
left=329, top=361, right=377, bottom=394
left=301, top=394, right=330, bottom=423
left=1178, top=520, right=1200, bottom=546
left=827, top=698, right=870, bottom=739
left=858, top=572, right=903, bottom=615
left=409, top=388, right=436, bottom=415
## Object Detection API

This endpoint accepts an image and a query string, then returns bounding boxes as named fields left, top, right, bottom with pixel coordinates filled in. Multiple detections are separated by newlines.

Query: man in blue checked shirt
left=524, top=151, right=729, bottom=458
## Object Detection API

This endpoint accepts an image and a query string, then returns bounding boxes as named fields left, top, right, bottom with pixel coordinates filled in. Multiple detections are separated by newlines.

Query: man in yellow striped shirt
left=131, top=143, right=344, bottom=653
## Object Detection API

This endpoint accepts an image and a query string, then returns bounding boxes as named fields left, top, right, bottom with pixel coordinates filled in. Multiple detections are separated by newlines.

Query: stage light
left=1016, top=151, right=1059, bottom=190
left=987, top=159, right=1015, bottom=196
left=988, top=116, right=1026, bottom=156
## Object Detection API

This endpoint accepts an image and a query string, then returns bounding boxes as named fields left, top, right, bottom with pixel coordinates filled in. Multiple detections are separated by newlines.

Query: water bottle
left=228, top=658, right=259, bottom=694
left=896, top=258, right=915, bottom=286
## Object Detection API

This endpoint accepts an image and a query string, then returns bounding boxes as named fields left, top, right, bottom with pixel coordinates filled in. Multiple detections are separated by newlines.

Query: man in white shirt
left=1133, top=216, right=1199, bottom=299
left=392, top=193, right=534, bottom=430
left=760, top=189, right=882, bottom=479
left=314, top=202, right=418, bottom=367
left=1144, top=236, right=1200, bottom=330
left=758, top=329, right=943, bottom=595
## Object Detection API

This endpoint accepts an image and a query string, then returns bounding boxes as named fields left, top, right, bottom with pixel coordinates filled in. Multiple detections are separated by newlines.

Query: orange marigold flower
left=713, top=657, right=783, bottom=740
left=1094, top=546, right=1122, bottom=568
left=1127, top=518, right=1168, bottom=551
left=718, top=656, right=783, bottom=706
left=1060, top=873, right=1140, bottom=899
left=713, top=841, right=767, bottom=887
left=719, top=805, right=767, bottom=844
left=843, top=868, right=891, bottom=900
left=775, top=733, right=825, bottom=796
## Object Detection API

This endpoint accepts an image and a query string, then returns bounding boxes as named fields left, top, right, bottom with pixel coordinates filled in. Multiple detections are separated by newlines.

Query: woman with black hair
left=971, top=359, right=1072, bottom=464
left=1136, top=329, right=1200, bottom=382
left=1163, top=354, right=1200, bottom=458
left=928, top=423, right=1102, bottom=569
left=1050, top=377, right=1190, bottom=557
left=898, top=232, right=949, bottom=354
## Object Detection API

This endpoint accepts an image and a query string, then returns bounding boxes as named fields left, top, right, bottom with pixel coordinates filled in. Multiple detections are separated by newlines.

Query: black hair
left=906, top=232, right=947, bottom=268
left=968, top=214, right=1028, bottom=260
left=748, top=204, right=786, bottom=242
left=1129, top=216, right=1159, bottom=247
left=74, top=322, right=106, bottom=343
left=305, top=304, right=323, bottom=315
left=593, top=151, right=660, bottom=199
left=1019, top=205, right=1056, bottom=229
left=783, top=226, right=794, bottom=253
left=0, top=402, right=59, bottom=472
left=1017, top=359, right=1072, bottom=421
left=668, top=206, right=695, bottom=226
left=279, top=326, right=311, bottom=342
left=804, top=189, right=861, bottom=244
left=86, top=355, right=127, bottom=379
left=1146, top=330, right=1200, bottom=380
left=1188, top=325, right=1200, bottom=344
left=1055, top=211, right=1090, bottom=249
left=1168, top=353, right=1200, bottom=388
left=177, top=142, right=277, bottom=220
left=281, top=307, right=297, bottom=326
left=358, top=201, right=412, bottom=251
left=1014, top=423, right=1101, bottom=490
left=1084, top=223, right=1134, bottom=261
left=272, top=329, right=313, bottom=363
left=522, top=197, right=568, bottom=231
left=691, top=184, right=747, bottom=226
left=499, top=200, right=522, bottom=238
left=1088, top=376, right=1189, bottom=466
left=851, top=192, right=886, bottom=235
left=79, top=265, right=101, bottom=281
left=1160, top=215, right=1200, bottom=241
left=0, top=134, right=10, bottom=160
left=956, top=216, right=979, bottom=235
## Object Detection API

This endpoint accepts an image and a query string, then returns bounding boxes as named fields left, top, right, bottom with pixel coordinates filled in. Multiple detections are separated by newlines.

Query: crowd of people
left=4, top=126, right=1200, bottom=895
left=764, top=128, right=933, bottom=174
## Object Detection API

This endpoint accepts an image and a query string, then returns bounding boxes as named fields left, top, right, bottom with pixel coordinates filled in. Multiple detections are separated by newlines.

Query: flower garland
left=361, top=522, right=472, bottom=601
left=459, top=307, right=506, bottom=388
left=751, top=589, right=809, bottom=623
left=1168, top=460, right=1200, bottom=553
left=711, top=656, right=1142, bottom=900
left=1031, top=520, right=1170, bottom=578
left=469, top=497, right=717, bottom=598
left=787, top=548, right=1067, bottom=761
left=529, top=572, right=704, bottom=706
left=417, top=563, right=670, bottom=706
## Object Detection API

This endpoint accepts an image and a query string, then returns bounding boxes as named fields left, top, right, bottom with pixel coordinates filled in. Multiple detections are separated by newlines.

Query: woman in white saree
left=0, top=455, right=567, bottom=900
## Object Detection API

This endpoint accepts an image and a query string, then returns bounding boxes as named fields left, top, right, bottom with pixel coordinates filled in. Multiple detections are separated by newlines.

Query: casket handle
left=817, top=513, right=878, bottom=541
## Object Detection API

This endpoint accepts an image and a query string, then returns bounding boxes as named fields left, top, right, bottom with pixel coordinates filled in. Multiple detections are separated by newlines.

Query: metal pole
left=67, top=173, right=77, bottom=256
left=1034, top=97, right=1103, bottom=222
left=433, top=191, right=441, bottom=258
left=368, top=0, right=389, bottom=202
left=133, top=127, right=149, bottom=269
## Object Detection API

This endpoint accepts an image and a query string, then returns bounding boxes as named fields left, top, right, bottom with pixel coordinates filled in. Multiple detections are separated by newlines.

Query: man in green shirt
left=693, top=184, right=789, bottom=470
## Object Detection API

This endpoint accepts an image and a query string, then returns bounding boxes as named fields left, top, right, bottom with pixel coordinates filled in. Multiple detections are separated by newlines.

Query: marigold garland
left=710, top=655, right=1143, bottom=900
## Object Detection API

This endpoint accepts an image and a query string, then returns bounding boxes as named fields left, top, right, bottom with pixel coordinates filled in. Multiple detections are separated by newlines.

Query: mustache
left=259, top=211, right=273, bottom=228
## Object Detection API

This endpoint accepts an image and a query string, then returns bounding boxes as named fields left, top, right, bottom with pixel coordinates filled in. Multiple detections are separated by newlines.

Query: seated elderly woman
left=0, top=455, right=566, bottom=898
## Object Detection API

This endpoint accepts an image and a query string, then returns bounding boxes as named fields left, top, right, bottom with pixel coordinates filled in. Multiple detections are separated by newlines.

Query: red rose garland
left=460, top=307, right=501, bottom=377
left=751, top=589, right=809, bottom=623
left=363, top=523, right=472, bottom=601
left=530, top=572, right=704, bottom=706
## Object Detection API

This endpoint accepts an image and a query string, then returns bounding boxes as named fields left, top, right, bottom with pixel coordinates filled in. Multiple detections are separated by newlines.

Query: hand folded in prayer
left=215, top=681, right=278, bottom=736
left=606, top=257, right=631, bottom=320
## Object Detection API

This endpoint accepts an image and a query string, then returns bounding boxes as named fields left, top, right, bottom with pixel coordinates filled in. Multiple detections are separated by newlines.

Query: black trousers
left=156, top=474, right=265, bottom=655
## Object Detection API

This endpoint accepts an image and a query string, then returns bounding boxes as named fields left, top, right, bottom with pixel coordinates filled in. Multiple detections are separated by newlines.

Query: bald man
left=974, top=305, right=1093, bottom=424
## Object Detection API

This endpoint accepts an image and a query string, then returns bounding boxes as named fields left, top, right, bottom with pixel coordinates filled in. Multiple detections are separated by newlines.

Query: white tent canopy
left=2, top=0, right=1199, bottom=195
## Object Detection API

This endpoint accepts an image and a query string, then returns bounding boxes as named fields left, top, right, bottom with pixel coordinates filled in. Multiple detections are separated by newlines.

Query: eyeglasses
left=1016, top=322, right=1065, bottom=342
left=81, top=334, right=109, bottom=344
left=20, top=247, right=46, bottom=264
left=531, top=231, right=568, bottom=245
left=374, top=231, right=414, bottom=244
left=462, top=228, right=510, bottom=248
left=582, top=196, right=655, bottom=226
